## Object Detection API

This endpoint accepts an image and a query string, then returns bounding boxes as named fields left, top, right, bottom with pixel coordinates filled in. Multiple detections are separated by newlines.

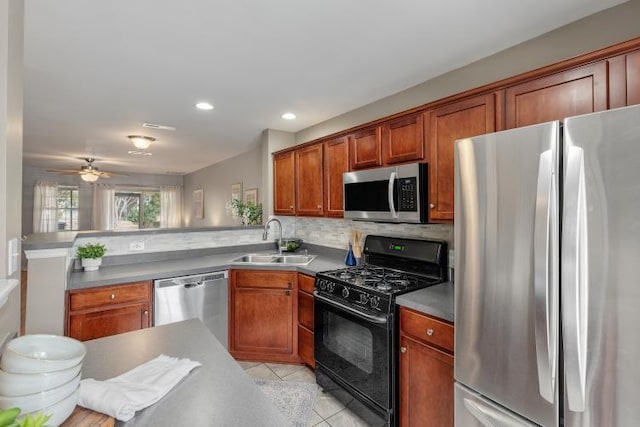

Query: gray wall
left=296, top=0, right=640, bottom=144
left=183, top=144, right=263, bottom=227
left=22, top=166, right=183, bottom=235
left=0, top=0, right=23, bottom=344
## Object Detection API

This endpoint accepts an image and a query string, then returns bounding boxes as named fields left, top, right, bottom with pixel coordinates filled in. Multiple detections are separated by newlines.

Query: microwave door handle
left=388, top=171, right=398, bottom=218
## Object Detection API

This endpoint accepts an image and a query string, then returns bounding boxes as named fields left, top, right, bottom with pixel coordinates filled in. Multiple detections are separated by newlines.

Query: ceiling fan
left=47, top=158, right=126, bottom=182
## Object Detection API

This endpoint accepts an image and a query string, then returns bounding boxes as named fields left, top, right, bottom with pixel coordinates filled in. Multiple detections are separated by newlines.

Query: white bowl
left=0, top=362, right=82, bottom=397
left=1, top=335, right=86, bottom=374
left=0, top=372, right=80, bottom=413
left=27, top=385, right=79, bottom=427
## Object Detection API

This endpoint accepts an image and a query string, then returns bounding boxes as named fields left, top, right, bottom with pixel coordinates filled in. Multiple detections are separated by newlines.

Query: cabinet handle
left=429, top=204, right=435, bottom=209
left=400, top=347, right=407, bottom=354
left=426, top=328, right=434, bottom=336
left=290, top=205, right=294, bottom=209
left=110, top=294, right=116, bottom=300
left=317, top=205, right=321, bottom=209
left=285, top=290, right=291, bottom=296
left=288, top=282, right=292, bottom=288
left=143, top=310, right=148, bottom=315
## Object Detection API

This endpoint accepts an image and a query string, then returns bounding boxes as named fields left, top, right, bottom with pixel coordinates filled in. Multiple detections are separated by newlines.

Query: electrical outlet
left=129, top=242, right=145, bottom=251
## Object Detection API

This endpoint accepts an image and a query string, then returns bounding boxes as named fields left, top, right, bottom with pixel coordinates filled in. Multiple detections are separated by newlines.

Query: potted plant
left=225, top=198, right=263, bottom=225
left=76, top=242, right=107, bottom=271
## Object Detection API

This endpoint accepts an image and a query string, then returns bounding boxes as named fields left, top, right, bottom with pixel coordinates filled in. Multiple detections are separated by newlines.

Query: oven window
left=324, top=311, right=373, bottom=374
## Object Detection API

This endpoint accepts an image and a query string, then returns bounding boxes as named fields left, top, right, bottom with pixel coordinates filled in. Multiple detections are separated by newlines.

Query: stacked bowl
left=0, top=335, right=86, bottom=426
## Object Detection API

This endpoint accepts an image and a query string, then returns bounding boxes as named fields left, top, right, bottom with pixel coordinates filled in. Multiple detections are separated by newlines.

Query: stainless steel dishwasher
left=154, top=271, right=228, bottom=349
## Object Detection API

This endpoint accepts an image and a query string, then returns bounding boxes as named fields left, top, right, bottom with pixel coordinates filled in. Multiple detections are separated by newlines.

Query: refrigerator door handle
left=562, top=145, right=589, bottom=412
left=388, top=171, right=398, bottom=218
left=463, top=397, right=532, bottom=427
left=533, top=149, right=559, bottom=404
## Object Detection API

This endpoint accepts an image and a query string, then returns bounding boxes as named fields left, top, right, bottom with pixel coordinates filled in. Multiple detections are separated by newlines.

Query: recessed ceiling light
left=282, top=112, right=296, bottom=120
left=196, top=101, right=214, bottom=111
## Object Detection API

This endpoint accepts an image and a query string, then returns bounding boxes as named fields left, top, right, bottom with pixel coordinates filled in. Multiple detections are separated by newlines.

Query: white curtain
left=160, top=185, right=183, bottom=228
left=92, top=184, right=116, bottom=231
left=33, top=181, right=58, bottom=233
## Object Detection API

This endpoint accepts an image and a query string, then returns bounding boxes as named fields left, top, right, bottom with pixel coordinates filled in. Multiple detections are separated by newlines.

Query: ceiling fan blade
left=46, top=168, right=83, bottom=174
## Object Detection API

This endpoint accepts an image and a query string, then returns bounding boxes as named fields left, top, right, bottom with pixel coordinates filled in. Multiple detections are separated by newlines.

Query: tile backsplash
left=290, top=217, right=453, bottom=250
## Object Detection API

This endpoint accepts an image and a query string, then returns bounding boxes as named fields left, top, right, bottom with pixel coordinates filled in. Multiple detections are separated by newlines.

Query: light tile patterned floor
left=237, top=361, right=386, bottom=427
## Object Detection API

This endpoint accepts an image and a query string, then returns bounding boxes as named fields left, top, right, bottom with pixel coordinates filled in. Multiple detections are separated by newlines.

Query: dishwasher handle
left=154, top=271, right=228, bottom=289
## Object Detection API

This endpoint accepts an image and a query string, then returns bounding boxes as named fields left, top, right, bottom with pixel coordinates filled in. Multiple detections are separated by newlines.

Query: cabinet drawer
left=400, top=307, right=454, bottom=354
left=298, top=290, right=314, bottom=330
left=298, top=273, right=315, bottom=294
left=233, top=270, right=296, bottom=289
left=69, top=281, right=151, bottom=312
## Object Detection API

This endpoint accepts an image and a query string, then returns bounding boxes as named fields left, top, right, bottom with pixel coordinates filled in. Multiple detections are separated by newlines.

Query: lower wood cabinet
left=399, top=307, right=454, bottom=427
left=66, top=281, right=152, bottom=341
left=297, top=273, right=315, bottom=368
left=229, top=269, right=300, bottom=363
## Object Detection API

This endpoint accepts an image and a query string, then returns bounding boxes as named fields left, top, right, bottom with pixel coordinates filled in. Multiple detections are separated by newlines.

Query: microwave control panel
left=398, top=177, right=417, bottom=211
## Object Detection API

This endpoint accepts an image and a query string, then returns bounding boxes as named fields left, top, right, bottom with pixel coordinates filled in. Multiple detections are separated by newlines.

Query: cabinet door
left=400, top=335, right=454, bottom=427
left=295, top=143, right=324, bottom=216
left=298, top=324, right=315, bottom=368
left=428, top=94, right=496, bottom=222
left=232, top=288, right=293, bottom=355
left=382, top=113, right=424, bottom=165
left=349, top=126, right=382, bottom=170
left=68, top=303, right=150, bottom=341
left=324, top=136, right=349, bottom=217
left=505, top=61, right=607, bottom=128
left=628, top=50, right=640, bottom=106
left=273, top=151, right=296, bottom=215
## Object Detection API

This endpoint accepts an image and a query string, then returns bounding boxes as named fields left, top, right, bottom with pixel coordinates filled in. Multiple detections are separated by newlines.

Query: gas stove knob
left=327, top=282, right=335, bottom=293
left=319, top=280, right=327, bottom=291
left=342, top=288, right=350, bottom=298
left=358, top=293, right=369, bottom=304
left=370, top=296, right=380, bottom=309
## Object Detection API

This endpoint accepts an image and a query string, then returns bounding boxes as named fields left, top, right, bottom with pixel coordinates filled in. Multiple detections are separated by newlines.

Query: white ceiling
left=23, top=0, right=626, bottom=176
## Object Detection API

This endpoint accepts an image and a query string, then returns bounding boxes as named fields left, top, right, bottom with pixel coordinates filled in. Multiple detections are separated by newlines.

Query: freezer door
left=455, top=383, right=538, bottom=427
left=454, top=123, right=560, bottom=427
left=562, top=104, right=640, bottom=426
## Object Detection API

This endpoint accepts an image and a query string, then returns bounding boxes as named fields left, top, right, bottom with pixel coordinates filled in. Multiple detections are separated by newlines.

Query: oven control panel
left=316, top=278, right=390, bottom=313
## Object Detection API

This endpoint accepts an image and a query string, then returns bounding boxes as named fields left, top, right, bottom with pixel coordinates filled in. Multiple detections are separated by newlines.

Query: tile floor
left=237, top=361, right=386, bottom=427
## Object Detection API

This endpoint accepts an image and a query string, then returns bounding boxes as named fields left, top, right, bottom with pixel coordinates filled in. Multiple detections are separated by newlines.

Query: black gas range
left=314, top=235, right=448, bottom=426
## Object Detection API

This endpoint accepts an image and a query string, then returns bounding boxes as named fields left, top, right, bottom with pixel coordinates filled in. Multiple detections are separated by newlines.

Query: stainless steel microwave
left=343, top=163, right=428, bottom=223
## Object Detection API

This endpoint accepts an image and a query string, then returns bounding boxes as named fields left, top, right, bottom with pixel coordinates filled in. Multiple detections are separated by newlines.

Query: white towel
left=78, top=354, right=201, bottom=422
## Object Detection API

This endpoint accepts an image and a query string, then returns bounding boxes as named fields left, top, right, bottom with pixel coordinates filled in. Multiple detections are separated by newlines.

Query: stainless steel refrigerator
left=454, top=104, right=640, bottom=426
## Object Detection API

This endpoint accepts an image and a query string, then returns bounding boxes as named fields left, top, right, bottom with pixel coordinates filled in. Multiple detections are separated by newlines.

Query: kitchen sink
left=231, top=253, right=316, bottom=265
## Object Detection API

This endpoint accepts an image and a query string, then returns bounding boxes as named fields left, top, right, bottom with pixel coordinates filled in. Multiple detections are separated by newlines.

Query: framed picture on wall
left=244, top=188, right=258, bottom=205
left=193, top=188, right=204, bottom=219
left=231, top=182, right=242, bottom=202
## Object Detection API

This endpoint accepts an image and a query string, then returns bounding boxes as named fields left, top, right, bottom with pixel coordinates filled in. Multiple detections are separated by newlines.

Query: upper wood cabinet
left=324, top=136, right=349, bottom=218
left=609, top=49, right=640, bottom=108
left=273, top=151, right=296, bottom=215
left=349, top=126, right=382, bottom=170
left=505, top=61, right=608, bottom=129
left=427, top=93, right=496, bottom=222
left=382, top=113, right=425, bottom=165
left=295, top=143, right=324, bottom=216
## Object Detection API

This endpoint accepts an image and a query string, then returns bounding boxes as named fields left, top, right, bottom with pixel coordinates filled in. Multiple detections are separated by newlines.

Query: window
left=114, top=191, right=160, bottom=230
left=57, top=186, right=79, bottom=230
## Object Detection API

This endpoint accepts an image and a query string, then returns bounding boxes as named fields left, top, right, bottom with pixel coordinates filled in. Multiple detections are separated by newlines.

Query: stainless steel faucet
left=263, top=218, right=283, bottom=254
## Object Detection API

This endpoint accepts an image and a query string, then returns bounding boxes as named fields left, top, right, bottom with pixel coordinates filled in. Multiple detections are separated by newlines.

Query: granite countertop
left=395, top=281, right=454, bottom=323
left=68, top=247, right=347, bottom=290
left=80, top=319, right=289, bottom=427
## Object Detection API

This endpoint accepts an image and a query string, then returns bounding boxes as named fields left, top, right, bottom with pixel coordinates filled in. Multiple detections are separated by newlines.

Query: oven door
left=314, top=292, right=392, bottom=413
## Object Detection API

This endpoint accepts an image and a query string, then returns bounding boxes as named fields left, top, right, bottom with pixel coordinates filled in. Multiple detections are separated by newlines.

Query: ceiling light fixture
left=195, top=101, right=214, bottom=111
left=281, top=112, right=296, bottom=120
left=81, top=174, right=99, bottom=182
left=127, top=135, right=155, bottom=150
